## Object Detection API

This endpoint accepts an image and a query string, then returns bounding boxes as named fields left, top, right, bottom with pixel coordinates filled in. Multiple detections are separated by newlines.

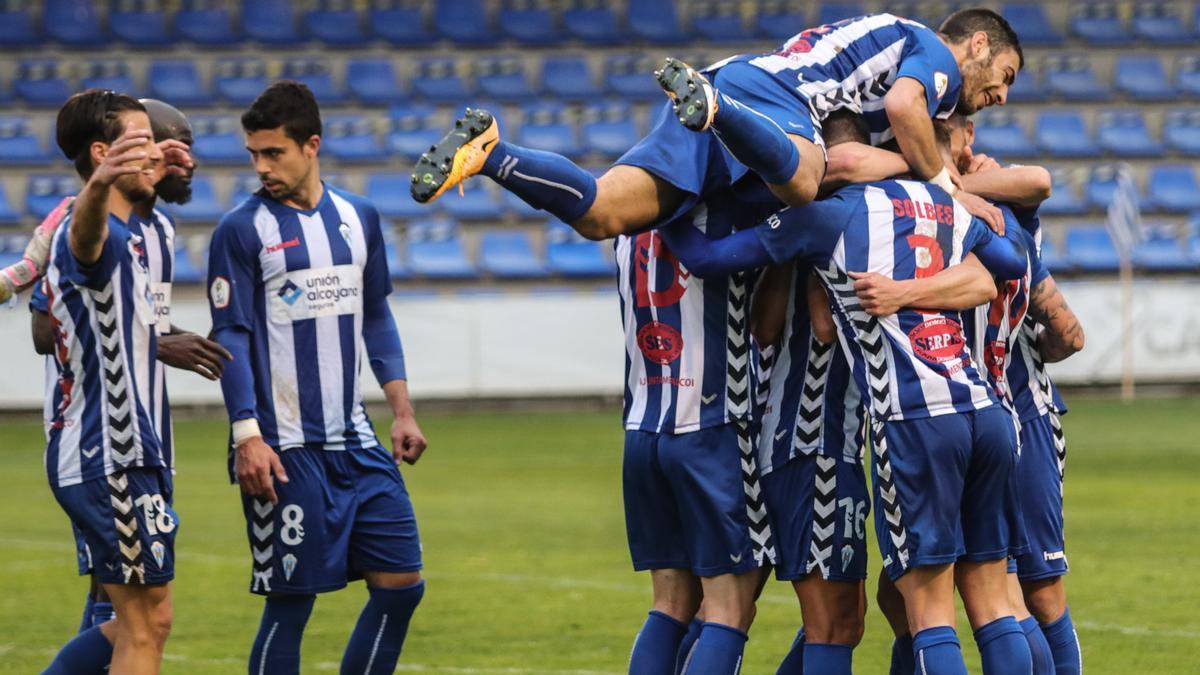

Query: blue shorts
left=242, top=445, right=422, bottom=596
left=761, top=452, right=869, bottom=582
left=623, top=424, right=763, bottom=577
left=72, top=522, right=92, bottom=575
left=871, top=406, right=1028, bottom=582
left=53, top=467, right=179, bottom=586
left=1014, top=413, right=1069, bottom=580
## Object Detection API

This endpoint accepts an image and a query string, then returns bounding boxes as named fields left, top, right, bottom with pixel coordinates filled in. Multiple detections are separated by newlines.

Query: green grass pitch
left=1, top=397, right=1198, bottom=673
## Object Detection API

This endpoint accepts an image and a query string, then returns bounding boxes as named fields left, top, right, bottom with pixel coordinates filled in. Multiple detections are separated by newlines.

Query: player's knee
left=775, top=168, right=820, bottom=207
left=1023, top=579, right=1066, bottom=623
left=571, top=213, right=617, bottom=241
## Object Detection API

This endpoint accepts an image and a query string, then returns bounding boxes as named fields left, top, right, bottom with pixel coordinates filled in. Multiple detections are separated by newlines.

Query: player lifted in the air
left=410, top=8, right=1021, bottom=238
left=207, top=82, right=427, bottom=675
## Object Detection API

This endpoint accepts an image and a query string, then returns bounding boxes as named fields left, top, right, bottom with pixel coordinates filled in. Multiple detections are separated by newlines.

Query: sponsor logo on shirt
left=210, top=276, right=231, bottom=309
left=637, top=321, right=684, bottom=365
left=265, top=237, right=301, bottom=254
left=908, top=316, right=966, bottom=366
left=278, top=279, right=304, bottom=306
left=268, top=264, right=364, bottom=323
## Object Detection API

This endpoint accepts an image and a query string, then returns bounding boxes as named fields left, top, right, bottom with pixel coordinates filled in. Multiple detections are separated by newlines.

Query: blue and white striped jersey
left=731, top=13, right=961, bottom=145
left=207, top=185, right=390, bottom=451
left=42, top=213, right=165, bottom=488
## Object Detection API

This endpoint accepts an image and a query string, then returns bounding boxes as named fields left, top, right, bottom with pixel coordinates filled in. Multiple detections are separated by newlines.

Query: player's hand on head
left=157, top=333, right=233, bottom=380
left=155, top=139, right=193, bottom=180
left=955, top=190, right=1005, bottom=235
left=92, top=123, right=153, bottom=186
left=967, top=152, right=1000, bottom=175
left=234, top=435, right=288, bottom=503
left=849, top=271, right=907, bottom=316
left=391, top=415, right=428, bottom=466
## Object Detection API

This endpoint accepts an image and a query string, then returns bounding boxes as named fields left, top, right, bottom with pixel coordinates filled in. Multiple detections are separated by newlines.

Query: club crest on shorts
left=841, top=544, right=854, bottom=572
left=151, top=541, right=166, bottom=569
left=282, top=553, right=298, bottom=581
left=339, top=222, right=352, bottom=246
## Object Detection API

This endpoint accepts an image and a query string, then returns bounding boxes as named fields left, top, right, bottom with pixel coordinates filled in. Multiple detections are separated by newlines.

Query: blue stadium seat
left=369, top=0, right=433, bottom=46
left=499, top=0, right=561, bottom=45
left=15, top=60, right=71, bottom=108
left=1133, top=2, right=1193, bottom=44
left=541, top=56, right=594, bottom=101
left=191, top=116, right=246, bottom=165
left=1001, top=4, right=1063, bottom=45
left=817, top=3, right=864, bottom=25
left=1036, top=111, right=1099, bottom=158
left=1042, top=55, right=1112, bottom=102
left=440, top=180, right=504, bottom=221
left=0, top=187, right=20, bottom=226
left=240, top=0, right=302, bottom=46
left=546, top=221, right=613, bottom=277
left=1176, top=56, right=1200, bottom=98
left=1115, top=56, right=1177, bottom=101
left=1084, top=164, right=1134, bottom=210
left=282, top=58, right=346, bottom=105
left=582, top=102, right=639, bottom=158
left=407, top=218, right=478, bottom=279
left=147, top=61, right=212, bottom=108
left=173, top=246, right=204, bottom=285
left=1163, top=109, right=1200, bottom=154
left=110, top=0, right=172, bottom=47
left=383, top=237, right=412, bottom=281
left=1147, top=165, right=1200, bottom=213
left=303, top=0, right=366, bottom=46
left=884, top=1, right=936, bottom=29
left=434, top=0, right=492, bottom=45
left=411, top=58, right=472, bottom=103
left=1191, top=231, right=1200, bottom=267
left=162, top=175, right=224, bottom=224
left=80, top=60, right=138, bottom=97
left=26, top=175, right=77, bottom=218
left=1132, top=228, right=1192, bottom=271
left=1039, top=168, right=1089, bottom=216
left=628, top=0, right=686, bottom=43
left=0, top=116, right=52, bottom=165
left=479, top=230, right=548, bottom=278
left=1065, top=225, right=1121, bottom=273
left=476, top=57, right=536, bottom=102
left=563, top=0, right=624, bottom=44
left=231, top=173, right=263, bottom=206
left=606, top=55, right=662, bottom=101
left=368, top=173, right=434, bottom=220
left=1037, top=237, right=1071, bottom=275
left=44, top=0, right=108, bottom=47
left=214, top=58, right=269, bottom=105
left=517, top=102, right=582, bottom=159
left=1097, top=110, right=1163, bottom=158
left=970, top=110, right=1035, bottom=158
left=754, top=0, right=807, bottom=41
left=1069, top=2, right=1131, bottom=45
left=0, top=1, right=41, bottom=48
left=346, top=59, right=404, bottom=106
left=176, top=0, right=241, bottom=47
left=1006, top=67, right=1048, bottom=103
left=385, top=104, right=442, bottom=161
left=324, top=115, right=387, bottom=164
left=692, top=1, right=751, bottom=42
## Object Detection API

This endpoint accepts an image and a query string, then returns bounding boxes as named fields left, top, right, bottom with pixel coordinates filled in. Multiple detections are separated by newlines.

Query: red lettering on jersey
left=634, top=231, right=690, bottom=308
left=907, top=317, right=966, bottom=366
left=266, top=237, right=301, bottom=254
left=905, top=234, right=945, bottom=278
left=892, top=198, right=905, bottom=218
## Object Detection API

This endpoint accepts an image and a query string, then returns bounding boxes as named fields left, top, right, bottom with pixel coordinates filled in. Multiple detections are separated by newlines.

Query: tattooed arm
left=1026, top=274, right=1085, bottom=362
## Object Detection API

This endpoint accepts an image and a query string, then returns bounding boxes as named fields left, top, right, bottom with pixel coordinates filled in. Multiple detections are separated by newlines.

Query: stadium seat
left=563, top=0, right=624, bottom=44
left=240, top=0, right=302, bottom=46
left=1042, top=55, right=1112, bottom=102
left=80, top=60, right=138, bottom=98
left=385, top=104, right=442, bottom=161
left=498, top=0, right=561, bottom=45
left=692, top=0, right=752, bottom=42
left=1133, top=228, right=1192, bottom=272
left=346, top=59, right=404, bottom=106
left=1085, top=164, right=1139, bottom=211
left=541, top=56, right=593, bottom=101
left=1006, top=67, right=1048, bottom=103
left=303, top=0, right=366, bottom=47
left=0, top=1, right=42, bottom=48
left=970, top=110, right=1035, bottom=158
left=411, top=58, right=472, bottom=103
left=754, top=0, right=807, bottom=41
left=479, top=230, right=549, bottom=278
left=1039, top=168, right=1090, bottom=216
left=517, top=102, right=582, bottom=159
left=434, top=0, right=492, bottom=45
left=1036, top=111, right=1099, bottom=158
left=369, top=0, right=433, bottom=46
left=281, top=59, right=346, bottom=105
left=43, top=0, right=108, bottom=48
left=110, top=0, right=172, bottom=48
left=1069, top=2, right=1132, bottom=45
left=1097, top=110, right=1163, bottom=158
left=1133, top=1, right=1194, bottom=44
left=884, top=1, right=937, bottom=29
left=26, top=175, right=77, bottom=218
left=383, top=237, right=412, bottom=281
left=1163, top=109, right=1200, bottom=154
left=628, top=0, right=686, bottom=43
left=162, top=175, right=224, bottom=224
left=173, top=246, right=204, bottom=285
left=1065, top=225, right=1121, bottom=273
left=440, top=180, right=504, bottom=221
left=0, top=187, right=21, bottom=226
left=1037, top=236, right=1071, bottom=275
left=368, top=173, right=434, bottom=220
left=147, top=61, right=212, bottom=108
left=14, top=60, right=71, bottom=108
left=476, top=57, right=536, bottom=102
left=406, top=218, right=478, bottom=279
left=324, top=115, right=387, bottom=164
left=1147, top=165, right=1200, bottom=213
left=582, top=102, right=639, bottom=158
left=1176, top=56, right=1200, bottom=98
left=214, top=58, right=269, bottom=105
left=176, top=0, right=241, bottom=47
left=230, top=173, right=263, bottom=206
left=817, top=3, right=864, bottom=25
left=191, top=116, right=247, bottom=165
left=546, top=221, right=613, bottom=277
left=0, top=116, right=52, bottom=165
left=1115, top=56, right=1178, bottom=101
left=606, top=55, right=663, bottom=101
left=1001, top=4, right=1063, bottom=45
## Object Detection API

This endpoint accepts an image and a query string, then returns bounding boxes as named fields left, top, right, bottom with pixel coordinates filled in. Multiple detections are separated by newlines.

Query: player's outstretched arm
left=656, top=221, right=772, bottom=279
left=1026, top=275, right=1085, bottom=363
left=850, top=254, right=997, bottom=317
left=70, top=124, right=152, bottom=266
left=885, top=79, right=948, bottom=185
left=383, top=379, right=427, bottom=466
left=959, top=155, right=1052, bottom=209
left=822, top=143, right=910, bottom=195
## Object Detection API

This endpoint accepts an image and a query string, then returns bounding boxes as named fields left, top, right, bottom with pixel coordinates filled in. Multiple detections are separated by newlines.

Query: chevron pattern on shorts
left=108, top=471, right=144, bottom=584
left=794, top=337, right=833, bottom=453
left=806, top=454, right=837, bottom=579
left=870, top=419, right=910, bottom=572
left=1022, top=321, right=1062, bottom=414
left=736, top=419, right=776, bottom=566
left=249, top=498, right=275, bottom=593
left=94, top=283, right=135, bottom=467
left=1048, top=410, right=1067, bottom=494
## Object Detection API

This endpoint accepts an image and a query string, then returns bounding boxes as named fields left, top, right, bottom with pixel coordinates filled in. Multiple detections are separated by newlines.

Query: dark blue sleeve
left=213, top=325, right=256, bottom=422
left=361, top=201, right=392, bottom=301
left=207, top=212, right=260, bottom=332
left=897, top=24, right=962, bottom=117
left=359, top=201, right=406, bottom=384
left=963, top=218, right=1027, bottom=280
left=753, top=198, right=850, bottom=264
left=29, top=279, right=48, bottom=313
left=656, top=222, right=772, bottom=279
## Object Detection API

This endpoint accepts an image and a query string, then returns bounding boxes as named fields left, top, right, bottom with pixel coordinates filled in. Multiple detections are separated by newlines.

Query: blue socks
left=974, top=616, right=1033, bottom=675
left=676, top=618, right=704, bottom=674
left=803, top=643, right=852, bottom=675
left=890, top=634, right=916, bottom=675
left=249, top=594, right=316, bottom=675
left=1041, top=607, right=1081, bottom=675
left=78, top=593, right=95, bottom=633
left=912, top=626, right=968, bottom=675
left=776, top=627, right=805, bottom=674
left=711, top=93, right=801, bottom=185
left=92, top=600, right=115, bottom=628
left=1020, top=616, right=1055, bottom=675
left=681, top=622, right=747, bottom=675
left=42, top=625, right=113, bottom=675
left=341, top=581, right=425, bottom=675
left=482, top=141, right=598, bottom=224
left=629, top=610, right=688, bottom=675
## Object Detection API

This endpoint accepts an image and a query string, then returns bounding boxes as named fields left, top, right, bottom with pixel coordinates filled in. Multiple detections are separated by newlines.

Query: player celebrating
left=411, top=8, right=1021, bottom=238
left=207, top=82, right=426, bottom=675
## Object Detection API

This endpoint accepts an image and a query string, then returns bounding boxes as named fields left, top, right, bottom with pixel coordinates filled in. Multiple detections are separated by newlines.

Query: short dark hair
left=241, top=81, right=322, bottom=147
left=933, top=119, right=953, bottom=150
left=822, top=110, right=870, bottom=147
left=939, top=8, right=1024, bottom=69
left=56, top=89, right=146, bottom=180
